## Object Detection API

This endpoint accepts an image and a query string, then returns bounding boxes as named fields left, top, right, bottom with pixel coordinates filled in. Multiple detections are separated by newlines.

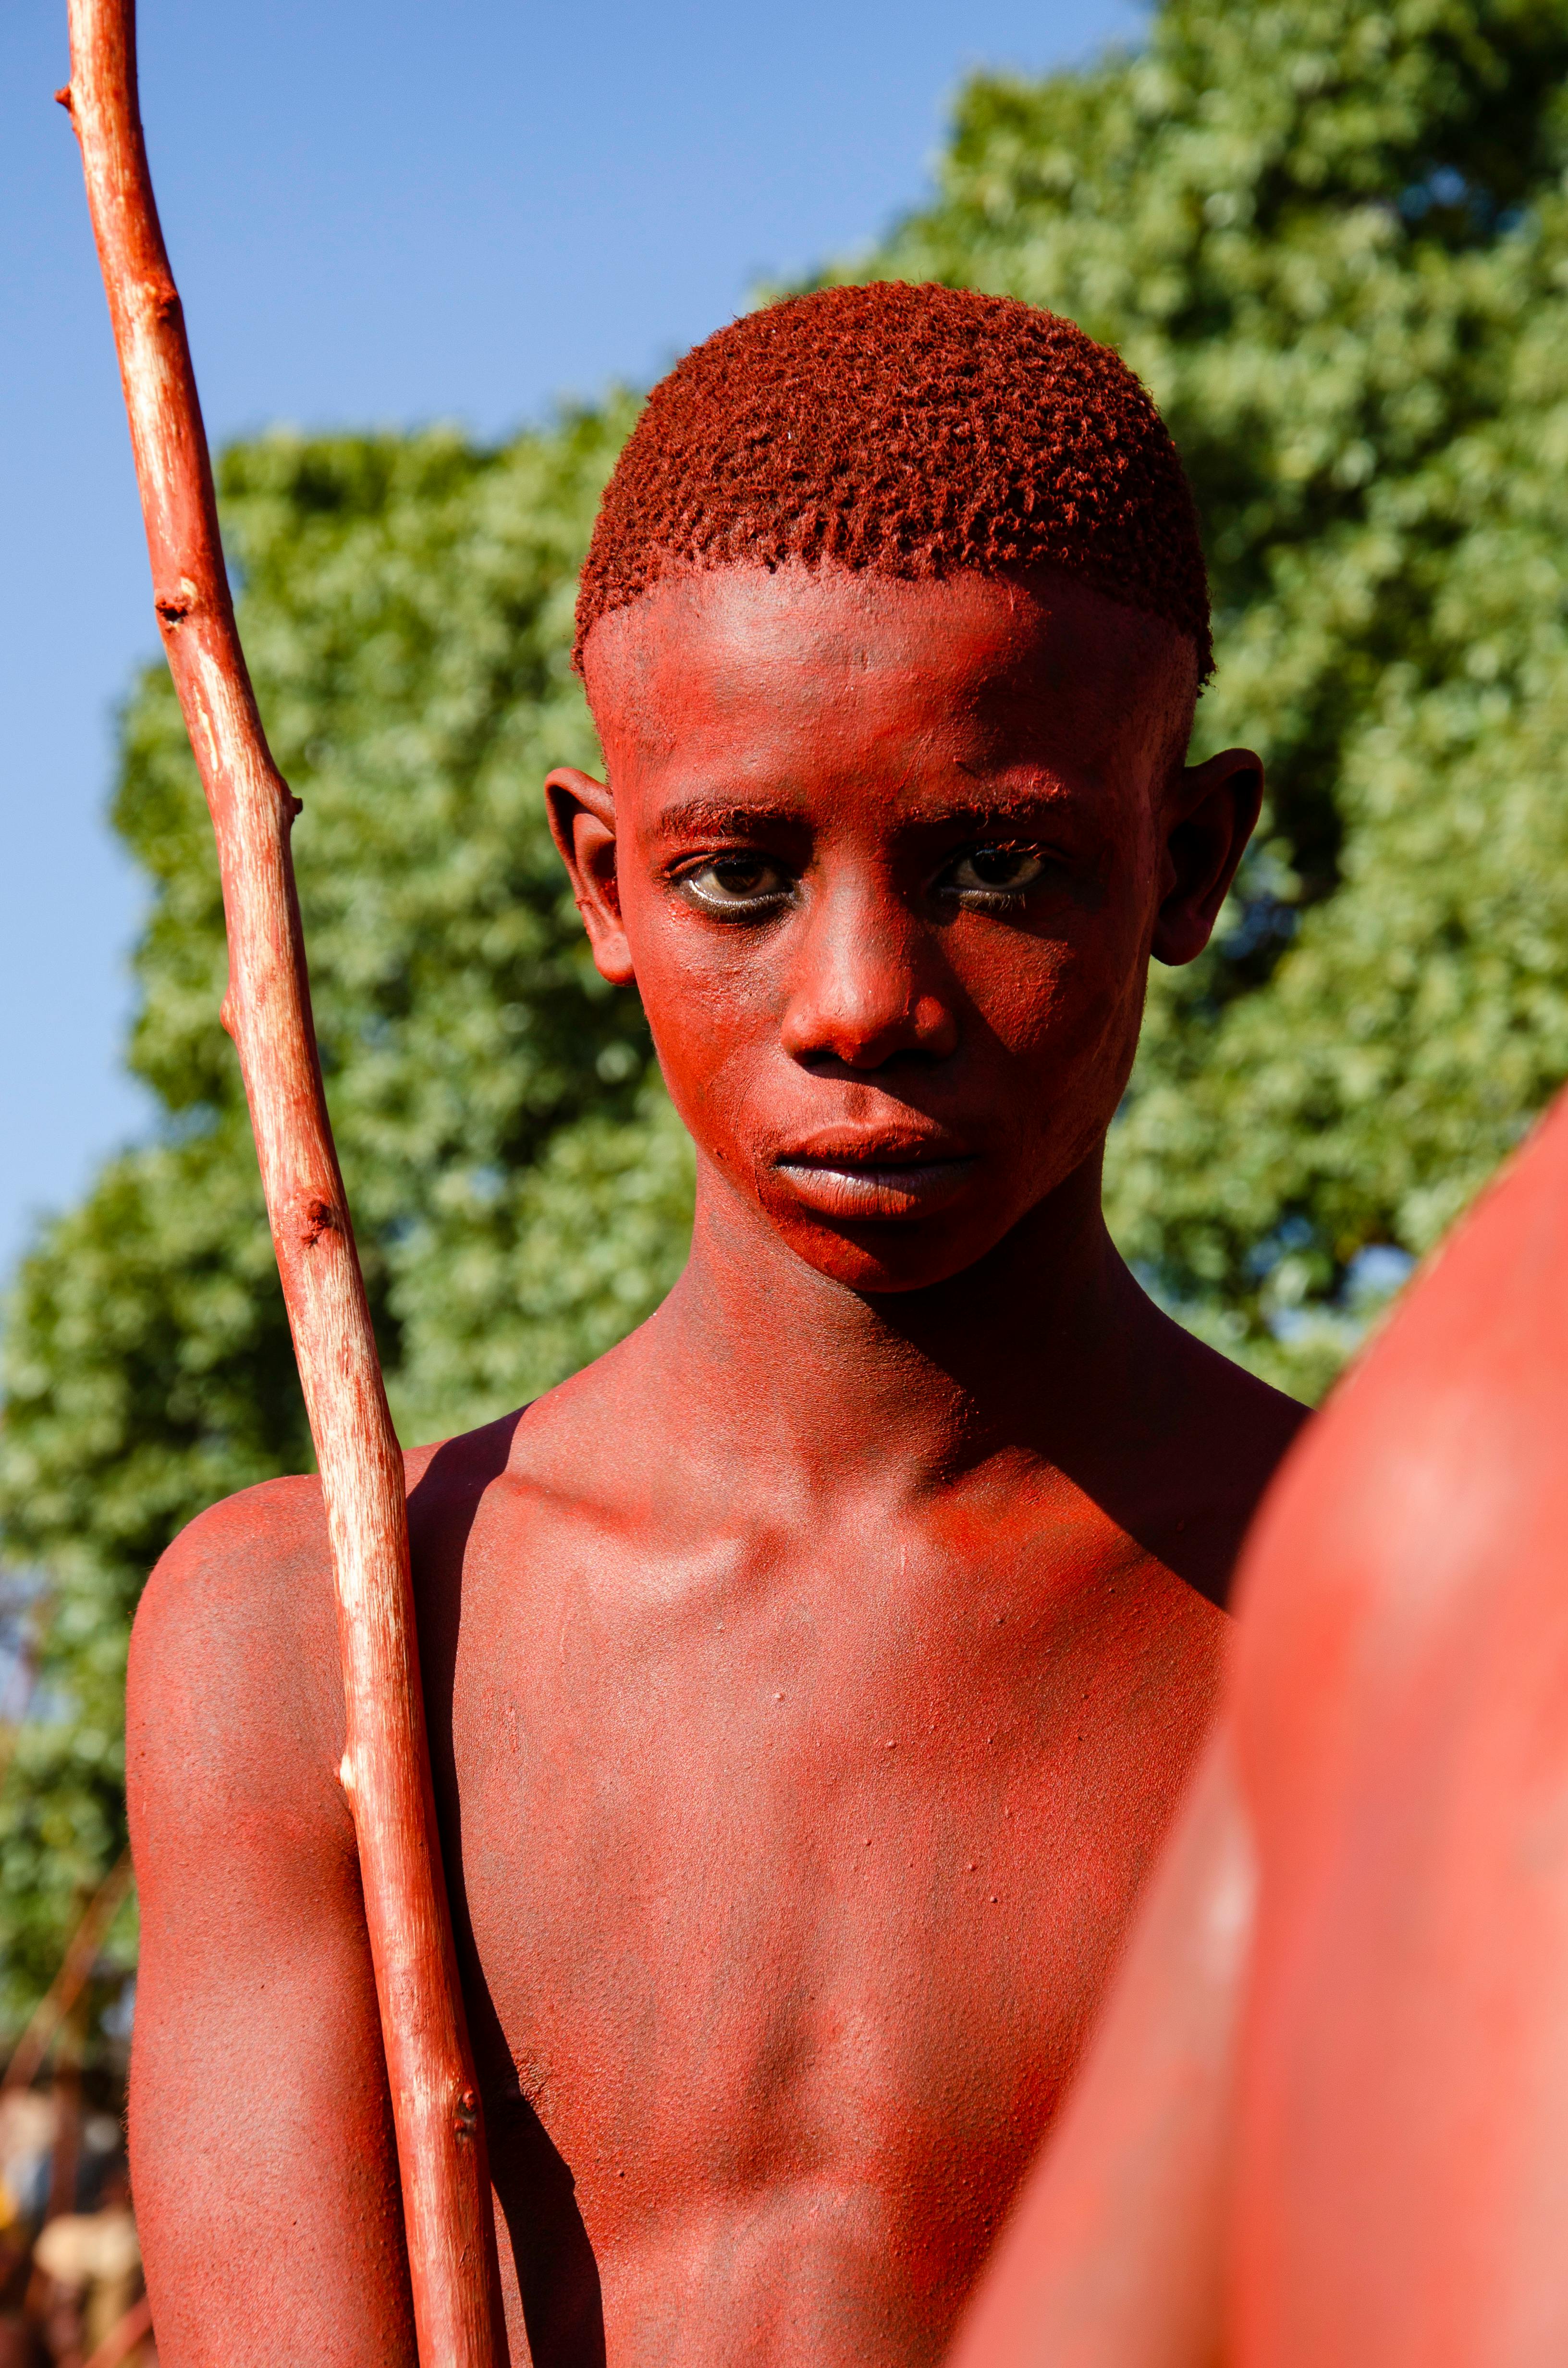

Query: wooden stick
left=57, top=8, right=505, bottom=2358
left=80, top=2294, right=154, bottom=2368
left=2, top=1849, right=132, bottom=2095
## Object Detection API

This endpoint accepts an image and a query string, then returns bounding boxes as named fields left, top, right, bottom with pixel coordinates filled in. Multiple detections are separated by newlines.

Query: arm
left=125, top=1481, right=417, bottom=2366
left=948, top=1729, right=1253, bottom=2368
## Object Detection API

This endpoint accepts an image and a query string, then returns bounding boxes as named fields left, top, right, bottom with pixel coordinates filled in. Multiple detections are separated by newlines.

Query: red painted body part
left=128, top=558, right=1301, bottom=2361
left=576, top=284, right=1213, bottom=675
left=954, top=1089, right=1568, bottom=2366
left=947, top=1730, right=1252, bottom=2368
left=1231, top=1084, right=1568, bottom=2363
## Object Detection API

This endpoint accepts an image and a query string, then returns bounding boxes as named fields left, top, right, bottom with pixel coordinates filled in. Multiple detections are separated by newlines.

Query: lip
left=772, top=1137, right=979, bottom=1221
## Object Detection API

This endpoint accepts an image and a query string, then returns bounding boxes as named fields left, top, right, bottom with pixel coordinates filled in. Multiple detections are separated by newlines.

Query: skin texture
left=946, top=1727, right=1254, bottom=2368
left=127, top=562, right=1303, bottom=2366
left=1230, top=1085, right=1568, bottom=2365
left=952, top=1090, right=1568, bottom=2367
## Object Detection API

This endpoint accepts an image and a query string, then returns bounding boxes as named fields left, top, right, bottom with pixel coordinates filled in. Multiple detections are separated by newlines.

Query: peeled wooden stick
left=58, top=6, right=505, bottom=2357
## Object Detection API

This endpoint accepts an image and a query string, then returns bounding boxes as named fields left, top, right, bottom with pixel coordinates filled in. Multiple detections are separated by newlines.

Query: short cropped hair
left=575, top=281, right=1212, bottom=678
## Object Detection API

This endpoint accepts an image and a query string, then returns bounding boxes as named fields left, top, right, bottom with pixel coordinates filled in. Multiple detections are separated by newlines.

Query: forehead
left=582, top=562, right=1191, bottom=799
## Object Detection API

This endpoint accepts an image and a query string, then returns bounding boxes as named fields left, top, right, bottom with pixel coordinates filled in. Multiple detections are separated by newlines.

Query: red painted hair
left=575, top=281, right=1212, bottom=676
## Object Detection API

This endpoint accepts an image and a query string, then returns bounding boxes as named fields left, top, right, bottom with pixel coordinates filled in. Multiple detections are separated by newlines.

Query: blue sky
left=1, top=0, right=1140, bottom=1280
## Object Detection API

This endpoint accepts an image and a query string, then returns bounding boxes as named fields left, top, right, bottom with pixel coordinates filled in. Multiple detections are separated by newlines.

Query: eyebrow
left=649, top=785, right=1082, bottom=842
left=935, top=790, right=1081, bottom=826
left=649, top=798, right=808, bottom=839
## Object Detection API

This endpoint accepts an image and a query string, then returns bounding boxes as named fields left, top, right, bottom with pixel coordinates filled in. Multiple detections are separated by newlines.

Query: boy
left=126, top=283, right=1303, bottom=2365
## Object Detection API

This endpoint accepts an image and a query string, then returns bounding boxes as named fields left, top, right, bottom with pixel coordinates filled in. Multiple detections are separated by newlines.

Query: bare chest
left=436, top=1509, right=1222, bottom=2361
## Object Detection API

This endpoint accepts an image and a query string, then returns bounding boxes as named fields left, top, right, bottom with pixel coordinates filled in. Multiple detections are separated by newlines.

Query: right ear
left=544, top=766, right=636, bottom=987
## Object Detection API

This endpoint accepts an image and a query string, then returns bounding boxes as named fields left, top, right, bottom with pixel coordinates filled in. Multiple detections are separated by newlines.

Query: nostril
left=794, top=1013, right=958, bottom=1074
left=779, top=910, right=959, bottom=1068
left=788, top=997, right=958, bottom=1061
left=806, top=1049, right=941, bottom=1080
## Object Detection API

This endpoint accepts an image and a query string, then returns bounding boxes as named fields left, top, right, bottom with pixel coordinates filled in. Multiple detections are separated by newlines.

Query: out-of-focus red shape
left=953, top=1085, right=1568, bottom=2366
left=1233, top=1083, right=1568, bottom=2362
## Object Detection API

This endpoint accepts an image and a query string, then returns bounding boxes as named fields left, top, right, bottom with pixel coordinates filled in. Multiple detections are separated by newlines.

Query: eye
left=677, top=853, right=794, bottom=917
left=945, top=844, right=1047, bottom=902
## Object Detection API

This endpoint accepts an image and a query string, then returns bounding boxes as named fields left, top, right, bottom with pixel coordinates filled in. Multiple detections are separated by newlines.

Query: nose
left=779, top=876, right=960, bottom=1070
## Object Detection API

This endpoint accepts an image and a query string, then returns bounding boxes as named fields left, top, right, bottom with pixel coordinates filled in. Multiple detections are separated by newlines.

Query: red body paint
left=575, top=284, right=1213, bottom=676
left=127, top=563, right=1301, bottom=2363
left=954, top=1085, right=1568, bottom=2368
left=1230, top=1086, right=1568, bottom=2363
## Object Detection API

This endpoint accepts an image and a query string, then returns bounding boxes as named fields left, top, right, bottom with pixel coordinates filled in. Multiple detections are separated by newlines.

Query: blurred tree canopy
left=849, top=0, right=1568, bottom=1384
left=7, top=0, right=1568, bottom=2039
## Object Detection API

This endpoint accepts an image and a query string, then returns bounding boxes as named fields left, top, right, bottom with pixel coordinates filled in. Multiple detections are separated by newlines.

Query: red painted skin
left=125, top=563, right=1303, bottom=2366
left=947, top=1728, right=1252, bottom=2368
left=951, top=1089, right=1568, bottom=2365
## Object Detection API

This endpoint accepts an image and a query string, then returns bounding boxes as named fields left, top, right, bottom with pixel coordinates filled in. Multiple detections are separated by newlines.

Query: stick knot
left=301, top=1198, right=340, bottom=1247
left=155, top=580, right=196, bottom=626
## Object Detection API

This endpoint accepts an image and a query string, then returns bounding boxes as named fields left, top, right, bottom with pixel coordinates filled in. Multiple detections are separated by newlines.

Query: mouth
left=772, top=1137, right=979, bottom=1221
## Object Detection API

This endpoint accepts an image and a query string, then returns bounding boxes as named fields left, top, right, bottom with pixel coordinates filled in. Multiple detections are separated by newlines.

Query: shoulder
left=128, top=1409, right=533, bottom=1811
left=127, top=1475, right=347, bottom=1836
left=1168, top=1319, right=1309, bottom=1467
left=131, top=1471, right=340, bottom=1673
left=1131, top=1304, right=1311, bottom=1611
left=127, top=1479, right=360, bottom=1981
left=405, top=1408, right=528, bottom=1550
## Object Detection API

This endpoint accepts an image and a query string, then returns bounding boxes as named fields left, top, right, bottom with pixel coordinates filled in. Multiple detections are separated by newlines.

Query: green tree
left=8, top=0, right=1568, bottom=2036
left=848, top=0, right=1568, bottom=1386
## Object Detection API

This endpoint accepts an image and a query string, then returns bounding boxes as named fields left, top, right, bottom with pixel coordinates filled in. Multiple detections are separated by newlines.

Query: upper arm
left=126, top=1479, right=418, bottom=2367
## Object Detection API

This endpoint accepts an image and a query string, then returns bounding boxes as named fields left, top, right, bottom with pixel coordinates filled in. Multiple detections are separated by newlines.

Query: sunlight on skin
left=952, top=1091, right=1568, bottom=2368
left=127, top=562, right=1304, bottom=2368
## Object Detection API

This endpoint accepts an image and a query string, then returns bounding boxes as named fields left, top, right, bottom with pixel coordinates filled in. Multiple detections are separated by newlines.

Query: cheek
left=953, top=905, right=1148, bottom=1080
left=621, top=867, right=1154, bottom=1202
left=620, top=889, right=777, bottom=1140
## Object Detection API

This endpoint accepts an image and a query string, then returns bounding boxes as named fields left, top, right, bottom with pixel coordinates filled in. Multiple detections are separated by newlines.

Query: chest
left=439, top=1517, right=1221, bottom=2243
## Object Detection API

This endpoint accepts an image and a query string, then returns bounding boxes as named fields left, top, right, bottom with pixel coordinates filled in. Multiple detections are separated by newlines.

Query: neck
left=628, top=1147, right=1153, bottom=1505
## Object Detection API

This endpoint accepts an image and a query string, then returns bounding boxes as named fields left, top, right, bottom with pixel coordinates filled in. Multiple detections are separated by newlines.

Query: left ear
left=1151, top=747, right=1264, bottom=967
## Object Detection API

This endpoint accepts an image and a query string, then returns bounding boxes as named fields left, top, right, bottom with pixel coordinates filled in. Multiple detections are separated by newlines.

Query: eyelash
left=671, top=843, right=1052, bottom=921
left=674, top=855, right=795, bottom=917
left=942, top=844, right=1048, bottom=909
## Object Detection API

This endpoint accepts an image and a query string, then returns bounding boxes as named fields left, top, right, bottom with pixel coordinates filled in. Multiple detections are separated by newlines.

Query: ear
left=544, top=765, right=636, bottom=987
left=1151, top=748, right=1265, bottom=968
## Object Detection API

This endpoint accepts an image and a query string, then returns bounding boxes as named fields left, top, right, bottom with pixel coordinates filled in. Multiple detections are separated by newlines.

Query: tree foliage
left=851, top=0, right=1568, bottom=1384
left=7, top=0, right=1568, bottom=2034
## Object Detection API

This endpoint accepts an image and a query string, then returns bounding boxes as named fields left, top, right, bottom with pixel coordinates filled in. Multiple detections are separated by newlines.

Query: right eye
left=677, top=854, right=794, bottom=917
left=944, top=844, right=1048, bottom=903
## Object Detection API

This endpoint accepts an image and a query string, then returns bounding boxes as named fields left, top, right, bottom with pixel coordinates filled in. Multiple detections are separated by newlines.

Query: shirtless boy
left=125, top=283, right=1303, bottom=2366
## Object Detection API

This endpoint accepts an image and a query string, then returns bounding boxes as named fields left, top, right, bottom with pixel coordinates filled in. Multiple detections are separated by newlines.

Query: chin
left=769, top=1207, right=1022, bottom=1296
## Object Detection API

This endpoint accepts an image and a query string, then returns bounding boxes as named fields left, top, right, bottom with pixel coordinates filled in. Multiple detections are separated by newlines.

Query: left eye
left=947, top=846, right=1046, bottom=898
left=679, top=854, right=793, bottom=914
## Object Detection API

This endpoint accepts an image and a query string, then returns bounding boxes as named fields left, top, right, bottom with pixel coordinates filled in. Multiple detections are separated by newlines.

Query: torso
left=405, top=1394, right=1234, bottom=2365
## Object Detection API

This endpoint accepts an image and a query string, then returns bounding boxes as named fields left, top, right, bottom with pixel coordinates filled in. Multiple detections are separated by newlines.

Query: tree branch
left=2, top=1849, right=132, bottom=2096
